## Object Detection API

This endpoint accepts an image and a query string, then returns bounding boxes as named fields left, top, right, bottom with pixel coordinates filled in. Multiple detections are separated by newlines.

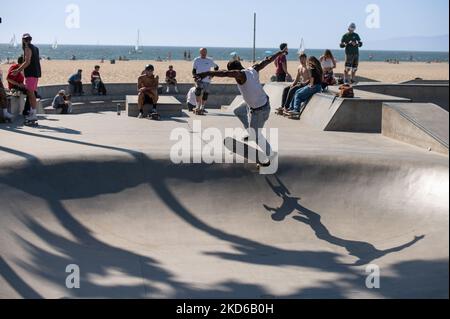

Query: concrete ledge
left=382, top=103, right=449, bottom=155
left=301, top=88, right=411, bottom=133
left=355, top=83, right=450, bottom=111
left=126, top=95, right=182, bottom=117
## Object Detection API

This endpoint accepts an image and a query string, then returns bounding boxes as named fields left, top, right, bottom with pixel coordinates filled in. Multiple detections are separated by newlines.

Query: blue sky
left=0, top=0, right=448, bottom=50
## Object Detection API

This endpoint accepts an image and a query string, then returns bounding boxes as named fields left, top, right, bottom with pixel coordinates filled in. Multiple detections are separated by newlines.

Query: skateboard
left=193, top=108, right=206, bottom=116
left=0, top=118, right=12, bottom=124
left=24, top=119, right=39, bottom=127
left=149, top=112, right=161, bottom=121
left=283, top=110, right=301, bottom=120
left=223, top=137, right=270, bottom=171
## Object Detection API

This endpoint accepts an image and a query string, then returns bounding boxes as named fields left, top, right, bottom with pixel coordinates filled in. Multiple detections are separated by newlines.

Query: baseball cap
left=22, top=33, right=32, bottom=40
left=348, top=23, right=356, bottom=31
left=59, top=90, right=66, bottom=95
left=145, top=64, right=154, bottom=71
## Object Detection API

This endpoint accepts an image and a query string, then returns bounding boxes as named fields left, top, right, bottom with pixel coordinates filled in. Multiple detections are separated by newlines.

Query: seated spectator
left=277, top=53, right=310, bottom=113
left=91, top=65, right=107, bottom=95
left=52, top=90, right=70, bottom=114
left=68, top=69, right=84, bottom=95
left=0, top=77, right=14, bottom=121
left=137, top=64, right=159, bottom=118
left=7, top=56, right=26, bottom=93
left=165, top=65, right=179, bottom=93
left=186, top=87, right=197, bottom=112
left=287, top=56, right=323, bottom=115
left=320, top=49, right=337, bottom=86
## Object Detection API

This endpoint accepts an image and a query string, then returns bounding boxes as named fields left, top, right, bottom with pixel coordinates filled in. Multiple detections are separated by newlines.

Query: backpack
left=337, top=84, right=354, bottom=98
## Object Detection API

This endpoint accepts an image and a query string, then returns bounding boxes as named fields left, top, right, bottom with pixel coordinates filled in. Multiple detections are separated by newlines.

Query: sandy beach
left=1, top=60, right=448, bottom=86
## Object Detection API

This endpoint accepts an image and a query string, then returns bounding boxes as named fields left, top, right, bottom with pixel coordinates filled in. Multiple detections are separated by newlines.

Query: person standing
left=11, top=34, right=41, bottom=121
left=195, top=47, right=289, bottom=166
left=192, top=48, right=219, bottom=114
left=340, top=23, right=363, bottom=84
left=274, top=43, right=291, bottom=82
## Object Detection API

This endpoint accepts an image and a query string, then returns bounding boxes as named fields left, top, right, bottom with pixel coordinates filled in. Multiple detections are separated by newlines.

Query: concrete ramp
left=264, top=82, right=291, bottom=109
left=301, top=88, right=410, bottom=133
left=382, top=103, right=449, bottom=155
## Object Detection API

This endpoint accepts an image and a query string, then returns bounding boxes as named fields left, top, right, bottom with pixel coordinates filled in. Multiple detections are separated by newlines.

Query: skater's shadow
left=263, top=176, right=425, bottom=266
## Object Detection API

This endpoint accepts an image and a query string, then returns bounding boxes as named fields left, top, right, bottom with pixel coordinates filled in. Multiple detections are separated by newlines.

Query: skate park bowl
left=0, top=82, right=448, bottom=299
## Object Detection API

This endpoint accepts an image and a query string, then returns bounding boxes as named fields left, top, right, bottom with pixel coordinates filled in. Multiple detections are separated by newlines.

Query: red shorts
left=25, top=77, right=39, bottom=92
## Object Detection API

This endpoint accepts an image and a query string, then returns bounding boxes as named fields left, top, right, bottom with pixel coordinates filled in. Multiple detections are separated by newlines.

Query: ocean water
left=1, top=44, right=448, bottom=63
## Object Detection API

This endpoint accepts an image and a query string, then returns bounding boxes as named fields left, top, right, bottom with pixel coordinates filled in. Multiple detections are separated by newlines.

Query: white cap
left=349, top=23, right=356, bottom=31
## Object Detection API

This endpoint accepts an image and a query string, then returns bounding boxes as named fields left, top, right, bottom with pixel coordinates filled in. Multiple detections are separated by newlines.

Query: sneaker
left=3, top=110, right=13, bottom=120
left=138, top=112, right=145, bottom=119
left=26, top=112, right=38, bottom=121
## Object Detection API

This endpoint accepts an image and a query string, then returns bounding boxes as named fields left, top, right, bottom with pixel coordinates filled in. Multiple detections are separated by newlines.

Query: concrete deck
left=0, top=109, right=448, bottom=299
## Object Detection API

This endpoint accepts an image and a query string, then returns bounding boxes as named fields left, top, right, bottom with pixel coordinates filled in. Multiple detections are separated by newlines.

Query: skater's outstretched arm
left=195, top=70, right=246, bottom=82
left=253, top=47, right=288, bottom=72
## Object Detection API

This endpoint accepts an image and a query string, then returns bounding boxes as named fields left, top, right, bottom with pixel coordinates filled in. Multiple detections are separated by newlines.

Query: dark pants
left=69, top=81, right=83, bottom=95
left=92, top=80, right=107, bottom=95
left=276, top=73, right=287, bottom=82
left=55, top=104, right=69, bottom=114
left=281, top=84, right=305, bottom=109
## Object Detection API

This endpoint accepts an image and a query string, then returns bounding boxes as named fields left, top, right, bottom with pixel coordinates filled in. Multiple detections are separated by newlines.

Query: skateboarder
left=137, top=64, right=159, bottom=119
left=195, top=47, right=289, bottom=166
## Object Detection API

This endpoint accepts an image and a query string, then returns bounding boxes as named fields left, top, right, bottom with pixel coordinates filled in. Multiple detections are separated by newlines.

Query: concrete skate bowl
left=0, top=149, right=448, bottom=299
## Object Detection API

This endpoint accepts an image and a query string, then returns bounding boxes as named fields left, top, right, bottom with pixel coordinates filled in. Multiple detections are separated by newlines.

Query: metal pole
left=253, top=13, right=256, bottom=63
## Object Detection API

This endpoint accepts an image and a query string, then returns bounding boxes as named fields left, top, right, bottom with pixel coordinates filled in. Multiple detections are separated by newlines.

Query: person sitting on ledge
left=276, top=53, right=310, bottom=113
left=0, top=77, right=14, bottom=121
left=137, top=64, right=159, bottom=119
left=68, top=69, right=84, bottom=95
left=286, top=56, right=323, bottom=116
left=52, top=90, right=70, bottom=114
left=165, top=65, right=179, bottom=93
left=91, top=65, right=107, bottom=95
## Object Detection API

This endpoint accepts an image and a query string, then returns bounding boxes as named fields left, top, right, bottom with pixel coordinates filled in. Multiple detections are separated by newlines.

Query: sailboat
left=130, top=30, right=143, bottom=54
left=52, top=38, right=58, bottom=50
left=9, top=34, right=18, bottom=48
left=298, top=38, right=306, bottom=54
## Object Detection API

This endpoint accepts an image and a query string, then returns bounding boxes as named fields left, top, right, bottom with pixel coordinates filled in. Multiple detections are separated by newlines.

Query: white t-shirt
left=187, top=87, right=197, bottom=105
left=193, top=57, right=218, bottom=83
left=237, top=68, right=268, bottom=109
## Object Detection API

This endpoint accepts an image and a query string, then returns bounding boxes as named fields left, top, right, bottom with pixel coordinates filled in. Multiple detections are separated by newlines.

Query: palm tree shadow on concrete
left=263, top=175, right=425, bottom=266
